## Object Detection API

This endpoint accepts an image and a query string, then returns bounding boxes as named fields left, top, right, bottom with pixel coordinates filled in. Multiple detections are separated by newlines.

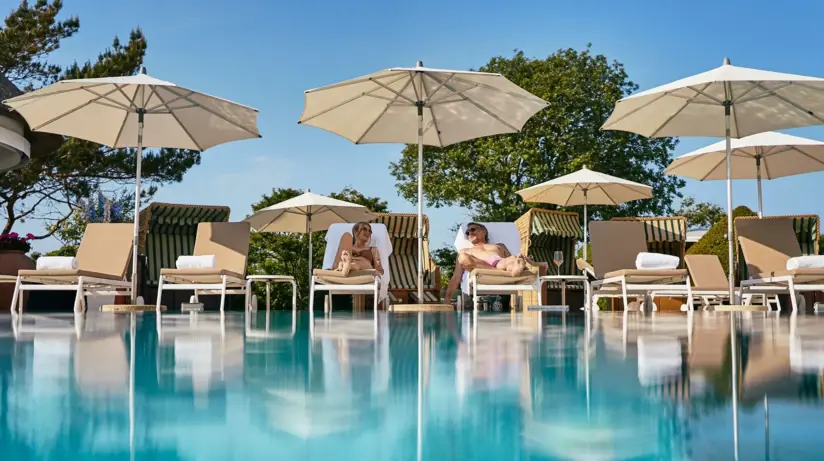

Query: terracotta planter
left=0, top=250, right=35, bottom=311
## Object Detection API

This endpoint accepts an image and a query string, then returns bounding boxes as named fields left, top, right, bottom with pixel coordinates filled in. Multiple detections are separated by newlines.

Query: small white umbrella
left=666, top=131, right=824, bottom=217
left=602, top=57, right=824, bottom=301
left=3, top=67, right=260, bottom=303
left=516, top=166, right=653, bottom=260
left=299, top=61, right=548, bottom=301
left=243, top=191, right=377, bottom=284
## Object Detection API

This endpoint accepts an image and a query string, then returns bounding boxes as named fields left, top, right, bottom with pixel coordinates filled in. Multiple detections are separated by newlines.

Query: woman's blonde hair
left=352, top=222, right=371, bottom=244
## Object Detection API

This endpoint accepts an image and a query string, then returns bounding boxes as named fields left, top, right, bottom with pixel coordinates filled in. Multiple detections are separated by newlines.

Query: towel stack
left=786, top=255, right=824, bottom=271
left=635, top=252, right=679, bottom=270
left=36, top=256, right=77, bottom=271
left=176, top=255, right=217, bottom=269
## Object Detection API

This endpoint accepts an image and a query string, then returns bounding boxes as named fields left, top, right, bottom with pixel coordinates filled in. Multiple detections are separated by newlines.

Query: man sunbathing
left=445, top=222, right=542, bottom=302
left=330, top=222, right=384, bottom=276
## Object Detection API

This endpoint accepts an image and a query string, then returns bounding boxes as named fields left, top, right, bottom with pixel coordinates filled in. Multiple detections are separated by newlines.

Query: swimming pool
left=0, top=310, right=822, bottom=460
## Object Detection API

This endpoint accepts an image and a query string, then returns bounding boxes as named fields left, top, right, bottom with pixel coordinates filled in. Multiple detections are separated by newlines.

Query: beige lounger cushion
left=18, top=269, right=121, bottom=284
left=750, top=268, right=824, bottom=283
left=160, top=268, right=245, bottom=283
left=313, top=269, right=377, bottom=285
left=603, top=269, right=688, bottom=283
left=470, top=268, right=536, bottom=285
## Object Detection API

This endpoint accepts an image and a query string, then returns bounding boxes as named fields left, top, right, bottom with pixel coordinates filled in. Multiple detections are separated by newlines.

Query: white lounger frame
left=589, top=274, right=694, bottom=312
left=308, top=275, right=381, bottom=338
left=740, top=276, right=819, bottom=312
left=155, top=274, right=246, bottom=313
left=10, top=275, right=132, bottom=314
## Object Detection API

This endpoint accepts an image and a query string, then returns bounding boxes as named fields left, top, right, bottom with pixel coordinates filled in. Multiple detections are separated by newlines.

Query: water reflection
left=1, top=310, right=824, bottom=460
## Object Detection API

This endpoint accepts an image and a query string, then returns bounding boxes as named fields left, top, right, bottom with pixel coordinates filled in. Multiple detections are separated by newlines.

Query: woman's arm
left=371, top=247, right=384, bottom=275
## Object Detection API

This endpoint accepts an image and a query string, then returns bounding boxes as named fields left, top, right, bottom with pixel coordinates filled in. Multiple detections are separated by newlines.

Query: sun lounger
left=453, top=222, right=545, bottom=312
left=10, top=223, right=133, bottom=313
left=676, top=254, right=776, bottom=310
left=583, top=221, right=692, bottom=311
left=155, top=222, right=251, bottom=313
left=309, top=223, right=392, bottom=330
left=737, top=218, right=824, bottom=311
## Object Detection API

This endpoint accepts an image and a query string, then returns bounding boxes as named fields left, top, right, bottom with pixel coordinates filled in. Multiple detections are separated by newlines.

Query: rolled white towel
left=635, top=252, right=679, bottom=270
left=36, top=256, right=77, bottom=271
left=176, top=255, right=216, bottom=270
left=786, top=255, right=824, bottom=271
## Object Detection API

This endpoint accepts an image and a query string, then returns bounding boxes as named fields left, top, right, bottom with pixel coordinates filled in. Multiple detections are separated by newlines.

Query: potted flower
left=0, top=232, right=36, bottom=309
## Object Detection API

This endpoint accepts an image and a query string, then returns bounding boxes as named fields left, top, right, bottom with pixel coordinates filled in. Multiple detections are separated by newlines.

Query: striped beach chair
left=370, top=213, right=441, bottom=304
left=514, top=208, right=583, bottom=305
left=612, top=216, right=688, bottom=267
left=138, top=203, right=231, bottom=304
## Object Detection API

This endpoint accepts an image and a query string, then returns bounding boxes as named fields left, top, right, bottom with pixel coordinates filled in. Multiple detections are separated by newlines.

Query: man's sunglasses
left=465, top=227, right=482, bottom=236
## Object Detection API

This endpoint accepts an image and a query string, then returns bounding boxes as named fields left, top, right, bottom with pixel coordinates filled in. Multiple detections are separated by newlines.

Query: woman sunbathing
left=330, top=222, right=384, bottom=276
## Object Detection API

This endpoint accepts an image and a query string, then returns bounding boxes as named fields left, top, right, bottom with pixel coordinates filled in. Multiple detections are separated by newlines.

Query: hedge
left=686, top=205, right=757, bottom=272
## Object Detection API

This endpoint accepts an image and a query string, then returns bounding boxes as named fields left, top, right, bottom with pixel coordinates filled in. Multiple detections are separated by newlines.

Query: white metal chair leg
left=308, top=276, right=315, bottom=337
left=74, top=277, right=84, bottom=313
left=290, top=280, right=297, bottom=314
left=621, top=278, right=629, bottom=311
left=10, top=276, right=21, bottom=314
left=788, top=280, right=798, bottom=312
left=156, top=276, right=165, bottom=313
left=373, top=279, right=379, bottom=337
left=685, top=276, right=694, bottom=311
left=219, top=276, right=227, bottom=313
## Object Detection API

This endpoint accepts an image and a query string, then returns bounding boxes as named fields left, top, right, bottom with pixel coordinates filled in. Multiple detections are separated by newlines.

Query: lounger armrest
left=433, top=265, right=442, bottom=290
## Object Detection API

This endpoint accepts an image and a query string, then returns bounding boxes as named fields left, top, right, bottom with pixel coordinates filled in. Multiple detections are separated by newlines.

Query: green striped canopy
left=139, top=202, right=231, bottom=285
left=613, top=217, right=687, bottom=267
left=516, top=208, right=583, bottom=289
left=736, top=215, right=820, bottom=281
left=370, top=213, right=439, bottom=298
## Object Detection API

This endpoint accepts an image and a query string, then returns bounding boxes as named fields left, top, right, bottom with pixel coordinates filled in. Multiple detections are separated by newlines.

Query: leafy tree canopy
left=0, top=0, right=200, bottom=237
left=676, top=196, right=726, bottom=230
left=390, top=46, right=684, bottom=224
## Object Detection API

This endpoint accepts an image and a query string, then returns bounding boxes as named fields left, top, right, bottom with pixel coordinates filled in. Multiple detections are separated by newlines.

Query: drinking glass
left=553, top=250, right=564, bottom=275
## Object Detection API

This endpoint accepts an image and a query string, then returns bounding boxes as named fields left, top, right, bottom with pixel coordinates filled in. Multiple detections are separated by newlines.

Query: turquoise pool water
left=0, top=310, right=822, bottom=460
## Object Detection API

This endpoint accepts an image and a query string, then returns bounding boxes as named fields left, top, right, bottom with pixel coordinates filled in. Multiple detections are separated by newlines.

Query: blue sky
left=17, top=0, right=824, bottom=253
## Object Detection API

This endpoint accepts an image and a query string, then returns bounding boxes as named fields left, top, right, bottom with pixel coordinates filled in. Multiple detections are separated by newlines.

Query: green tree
left=0, top=1, right=199, bottom=237
left=246, top=187, right=389, bottom=309
left=676, top=196, right=725, bottom=230
left=390, top=46, right=683, bottom=223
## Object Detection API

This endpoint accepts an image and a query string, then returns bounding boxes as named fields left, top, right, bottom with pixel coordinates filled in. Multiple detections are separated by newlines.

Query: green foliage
left=676, top=196, right=725, bottom=230
left=246, top=187, right=389, bottom=309
left=431, top=247, right=457, bottom=289
left=686, top=205, right=756, bottom=271
left=0, top=1, right=200, bottom=237
left=389, top=46, right=683, bottom=223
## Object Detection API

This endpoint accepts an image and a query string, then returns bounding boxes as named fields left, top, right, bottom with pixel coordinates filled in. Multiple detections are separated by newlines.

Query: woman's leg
left=333, top=233, right=354, bottom=275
